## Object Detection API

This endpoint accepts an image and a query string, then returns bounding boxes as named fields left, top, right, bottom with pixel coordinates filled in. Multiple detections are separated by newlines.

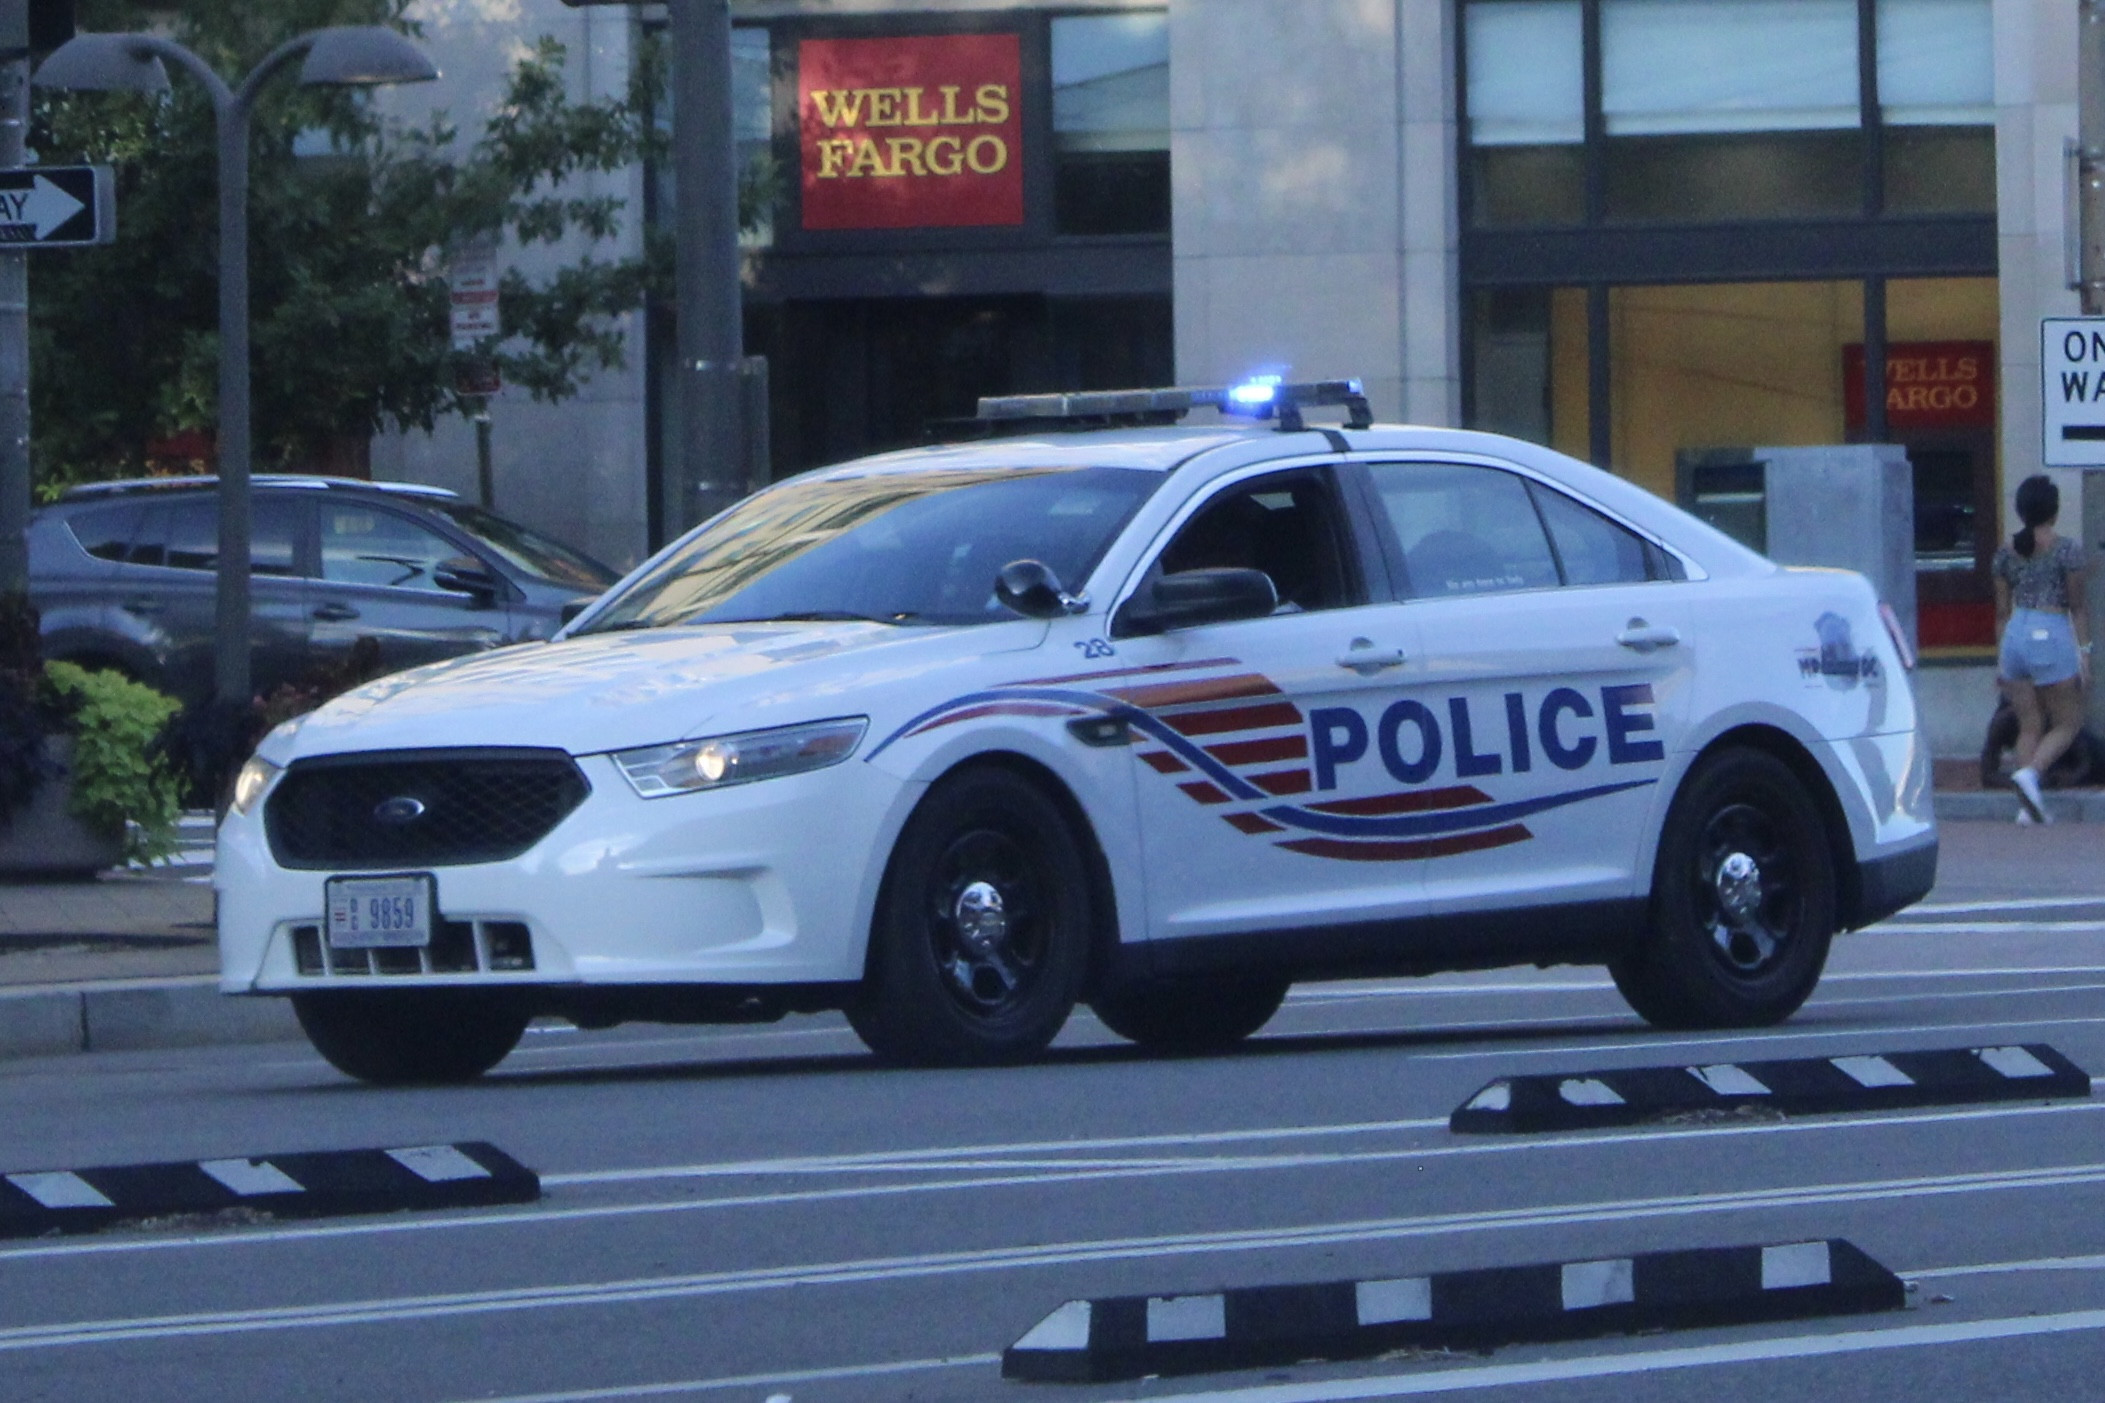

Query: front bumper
left=217, top=752, right=908, bottom=994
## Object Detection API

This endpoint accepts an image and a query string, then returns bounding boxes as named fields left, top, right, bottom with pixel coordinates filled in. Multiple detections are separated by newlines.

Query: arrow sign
left=0, top=166, right=114, bottom=247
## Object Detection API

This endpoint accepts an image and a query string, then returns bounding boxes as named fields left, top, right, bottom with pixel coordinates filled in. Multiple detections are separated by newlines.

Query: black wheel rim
left=1692, top=800, right=1798, bottom=976
left=925, top=826, right=1048, bottom=1020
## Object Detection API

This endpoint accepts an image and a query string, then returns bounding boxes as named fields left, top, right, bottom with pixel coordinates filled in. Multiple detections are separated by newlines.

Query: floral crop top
left=1993, top=536, right=2087, bottom=612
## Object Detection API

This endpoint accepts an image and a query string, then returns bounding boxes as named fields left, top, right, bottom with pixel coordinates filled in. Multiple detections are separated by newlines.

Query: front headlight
left=231, top=756, right=282, bottom=816
left=612, top=717, right=868, bottom=798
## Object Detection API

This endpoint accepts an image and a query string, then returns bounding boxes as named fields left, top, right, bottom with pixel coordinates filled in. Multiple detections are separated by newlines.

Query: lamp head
left=298, top=27, right=439, bottom=87
left=33, top=33, right=171, bottom=94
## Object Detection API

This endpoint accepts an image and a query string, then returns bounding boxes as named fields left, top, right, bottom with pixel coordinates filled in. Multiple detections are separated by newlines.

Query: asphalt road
left=3, top=820, right=2104, bottom=1403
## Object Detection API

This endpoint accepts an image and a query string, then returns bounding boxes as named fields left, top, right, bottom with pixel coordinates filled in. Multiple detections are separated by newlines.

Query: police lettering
left=1309, top=685, right=1663, bottom=791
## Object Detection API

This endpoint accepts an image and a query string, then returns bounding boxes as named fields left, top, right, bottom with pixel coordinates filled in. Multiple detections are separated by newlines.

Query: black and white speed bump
left=1450, top=1043, right=2091, bottom=1133
left=0, top=1142, right=538, bottom=1238
left=1002, top=1238, right=1904, bottom=1382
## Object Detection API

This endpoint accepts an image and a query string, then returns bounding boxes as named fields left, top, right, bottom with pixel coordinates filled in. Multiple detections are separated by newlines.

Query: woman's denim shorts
left=2000, top=608, right=2082, bottom=687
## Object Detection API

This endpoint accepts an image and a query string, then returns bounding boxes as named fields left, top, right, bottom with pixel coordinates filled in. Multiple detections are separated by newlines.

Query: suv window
left=128, top=496, right=301, bottom=576
left=320, top=505, right=468, bottom=592
left=65, top=504, right=141, bottom=563
left=1156, top=470, right=1357, bottom=613
left=1369, top=462, right=1559, bottom=598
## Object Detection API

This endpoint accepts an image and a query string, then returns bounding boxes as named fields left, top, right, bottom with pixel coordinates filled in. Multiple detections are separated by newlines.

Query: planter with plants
left=0, top=594, right=183, bottom=876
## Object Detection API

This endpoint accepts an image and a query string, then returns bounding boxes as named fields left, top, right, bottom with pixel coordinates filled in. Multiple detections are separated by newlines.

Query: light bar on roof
left=975, top=379, right=1372, bottom=433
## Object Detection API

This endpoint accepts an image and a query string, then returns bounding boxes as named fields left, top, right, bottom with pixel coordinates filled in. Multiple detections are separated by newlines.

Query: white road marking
left=1096, top=1308, right=2105, bottom=1402
left=437, top=1352, right=997, bottom=1403
left=1867, top=921, right=2105, bottom=935
left=5, top=1101, right=2104, bottom=1269
left=1409, top=1009, right=2105, bottom=1064
left=9, top=1160, right=2105, bottom=1350
left=1909, top=896, right=2105, bottom=915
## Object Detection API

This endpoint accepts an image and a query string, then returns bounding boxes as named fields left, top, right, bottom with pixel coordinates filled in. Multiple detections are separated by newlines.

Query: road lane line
left=1290, top=968, right=2105, bottom=1003
left=1408, top=1009, right=2105, bottom=1063
left=1909, top=896, right=2105, bottom=914
left=1865, top=921, right=2105, bottom=934
left=438, top=1352, right=999, bottom=1403
left=9, top=1160, right=2105, bottom=1352
left=1093, top=1308, right=2105, bottom=1401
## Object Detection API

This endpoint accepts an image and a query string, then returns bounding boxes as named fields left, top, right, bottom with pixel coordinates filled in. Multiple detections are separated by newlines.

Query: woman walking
left=1994, top=474, right=2092, bottom=824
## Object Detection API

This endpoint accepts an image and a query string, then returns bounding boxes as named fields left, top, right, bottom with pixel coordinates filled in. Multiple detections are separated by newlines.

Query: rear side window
left=65, top=504, right=141, bottom=562
left=1528, top=484, right=1652, bottom=586
left=1368, top=462, right=1559, bottom=598
left=128, top=497, right=301, bottom=576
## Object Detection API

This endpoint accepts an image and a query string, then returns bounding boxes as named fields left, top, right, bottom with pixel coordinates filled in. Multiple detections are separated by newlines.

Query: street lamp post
left=35, top=27, right=436, bottom=708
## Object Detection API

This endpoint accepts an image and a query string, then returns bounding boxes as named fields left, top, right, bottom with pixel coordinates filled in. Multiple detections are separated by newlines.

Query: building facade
left=379, top=0, right=2081, bottom=747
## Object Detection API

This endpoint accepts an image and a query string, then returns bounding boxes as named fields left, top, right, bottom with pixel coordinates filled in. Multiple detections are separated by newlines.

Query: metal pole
left=2081, top=0, right=2105, bottom=314
left=0, top=55, right=27, bottom=594
left=473, top=398, right=494, bottom=508
left=212, top=91, right=252, bottom=706
left=671, top=0, right=744, bottom=535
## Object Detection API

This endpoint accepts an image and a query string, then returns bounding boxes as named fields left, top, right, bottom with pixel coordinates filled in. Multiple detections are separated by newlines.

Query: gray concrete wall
left=369, top=0, right=653, bottom=573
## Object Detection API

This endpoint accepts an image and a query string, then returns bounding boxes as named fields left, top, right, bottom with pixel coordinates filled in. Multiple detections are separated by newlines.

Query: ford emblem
left=372, top=796, right=428, bottom=826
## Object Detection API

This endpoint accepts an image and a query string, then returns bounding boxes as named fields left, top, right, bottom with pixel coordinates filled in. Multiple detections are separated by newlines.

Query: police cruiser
left=217, top=380, right=1936, bottom=1083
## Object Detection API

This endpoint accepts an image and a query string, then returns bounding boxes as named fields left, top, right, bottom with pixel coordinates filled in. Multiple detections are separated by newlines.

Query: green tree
left=27, top=0, right=660, bottom=493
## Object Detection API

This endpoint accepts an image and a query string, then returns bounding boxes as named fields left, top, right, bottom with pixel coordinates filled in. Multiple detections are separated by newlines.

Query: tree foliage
left=28, top=0, right=661, bottom=491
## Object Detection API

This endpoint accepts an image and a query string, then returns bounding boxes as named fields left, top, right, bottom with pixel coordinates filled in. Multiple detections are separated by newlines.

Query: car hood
left=277, top=620, right=1046, bottom=759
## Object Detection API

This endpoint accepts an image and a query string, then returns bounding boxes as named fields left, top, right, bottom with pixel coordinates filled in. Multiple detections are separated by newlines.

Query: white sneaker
left=2012, top=767, right=2052, bottom=825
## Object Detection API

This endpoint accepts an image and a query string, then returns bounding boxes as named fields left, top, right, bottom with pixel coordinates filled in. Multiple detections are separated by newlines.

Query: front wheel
left=846, top=767, right=1092, bottom=1066
left=1090, top=976, right=1290, bottom=1053
left=293, top=990, right=528, bottom=1085
left=1611, top=747, right=1836, bottom=1029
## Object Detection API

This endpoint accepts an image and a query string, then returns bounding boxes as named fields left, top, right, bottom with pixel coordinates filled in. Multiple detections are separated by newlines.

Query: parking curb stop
left=1001, top=1238, right=1905, bottom=1383
left=1450, top=1044, right=2092, bottom=1133
left=0, top=1141, right=540, bottom=1238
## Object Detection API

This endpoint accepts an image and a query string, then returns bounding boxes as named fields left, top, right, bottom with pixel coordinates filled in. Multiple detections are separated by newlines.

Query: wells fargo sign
left=799, top=34, right=1024, bottom=231
left=1843, top=341, right=1996, bottom=432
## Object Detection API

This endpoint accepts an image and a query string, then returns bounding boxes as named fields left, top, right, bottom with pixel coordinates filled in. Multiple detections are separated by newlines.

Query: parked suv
left=29, top=476, right=619, bottom=708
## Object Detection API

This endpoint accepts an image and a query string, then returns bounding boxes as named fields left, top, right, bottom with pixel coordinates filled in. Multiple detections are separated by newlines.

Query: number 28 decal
left=1073, top=638, right=1116, bottom=660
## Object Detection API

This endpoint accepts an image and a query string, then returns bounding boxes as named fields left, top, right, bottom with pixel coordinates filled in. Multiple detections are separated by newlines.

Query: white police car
left=217, top=381, right=1936, bottom=1083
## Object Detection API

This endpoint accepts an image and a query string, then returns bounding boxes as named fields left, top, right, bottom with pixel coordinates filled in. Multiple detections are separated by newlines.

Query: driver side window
left=1156, top=470, right=1358, bottom=614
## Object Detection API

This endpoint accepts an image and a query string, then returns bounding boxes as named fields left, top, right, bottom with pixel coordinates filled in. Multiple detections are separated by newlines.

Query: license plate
left=325, top=875, right=434, bottom=950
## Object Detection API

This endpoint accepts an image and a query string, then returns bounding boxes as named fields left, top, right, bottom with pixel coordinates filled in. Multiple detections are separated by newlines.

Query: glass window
left=1466, top=0, right=1584, bottom=225
left=1529, top=483, right=1654, bottom=585
left=1369, top=463, right=1560, bottom=598
left=434, top=502, right=616, bottom=591
left=1602, top=0, right=1859, bottom=136
left=129, top=497, right=299, bottom=576
left=732, top=27, right=775, bottom=248
left=1877, top=0, right=1992, bottom=125
left=1157, top=472, right=1356, bottom=613
left=581, top=465, right=1158, bottom=632
left=320, top=506, right=467, bottom=592
left=1051, top=12, right=1170, bottom=235
left=65, top=504, right=140, bottom=563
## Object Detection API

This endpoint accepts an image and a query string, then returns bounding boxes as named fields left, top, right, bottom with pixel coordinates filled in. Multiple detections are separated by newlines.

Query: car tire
left=845, top=767, right=1091, bottom=1066
left=1610, top=747, right=1836, bottom=1030
left=292, top=990, right=528, bottom=1085
left=1089, top=976, right=1290, bottom=1053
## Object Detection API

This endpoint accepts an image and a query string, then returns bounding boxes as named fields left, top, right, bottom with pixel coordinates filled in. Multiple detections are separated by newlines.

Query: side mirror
left=1117, top=567, right=1277, bottom=635
left=433, top=557, right=501, bottom=606
left=995, top=559, right=1083, bottom=619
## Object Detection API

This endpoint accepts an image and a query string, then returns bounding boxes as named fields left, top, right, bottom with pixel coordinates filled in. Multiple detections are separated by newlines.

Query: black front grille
left=266, top=748, right=589, bottom=869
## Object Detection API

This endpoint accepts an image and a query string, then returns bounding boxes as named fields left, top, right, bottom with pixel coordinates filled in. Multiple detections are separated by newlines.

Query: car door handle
left=1336, top=639, right=1407, bottom=674
left=1617, top=620, right=1681, bottom=652
left=120, top=598, right=163, bottom=616
left=312, top=602, right=361, bottom=622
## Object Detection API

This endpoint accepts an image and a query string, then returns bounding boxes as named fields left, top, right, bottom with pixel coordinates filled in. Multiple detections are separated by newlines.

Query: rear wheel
left=846, top=767, right=1091, bottom=1066
left=292, top=990, right=528, bottom=1085
left=1611, top=747, right=1836, bottom=1029
left=1090, top=975, right=1290, bottom=1053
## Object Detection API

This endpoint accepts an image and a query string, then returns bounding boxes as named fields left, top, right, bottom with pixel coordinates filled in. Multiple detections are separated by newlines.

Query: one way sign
left=0, top=167, right=114, bottom=248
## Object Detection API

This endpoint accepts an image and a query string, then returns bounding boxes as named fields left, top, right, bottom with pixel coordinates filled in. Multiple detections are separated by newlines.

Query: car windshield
left=435, top=501, right=619, bottom=591
left=578, top=464, right=1158, bottom=633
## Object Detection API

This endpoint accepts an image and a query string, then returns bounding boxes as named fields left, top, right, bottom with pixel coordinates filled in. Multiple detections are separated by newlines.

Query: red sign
left=799, top=34, right=1024, bottom=231
left=1843, top=341, right=1996, bottom=433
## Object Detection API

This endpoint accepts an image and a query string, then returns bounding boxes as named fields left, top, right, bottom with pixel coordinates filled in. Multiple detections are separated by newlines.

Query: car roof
left=54, top=474, right=459, bottom=505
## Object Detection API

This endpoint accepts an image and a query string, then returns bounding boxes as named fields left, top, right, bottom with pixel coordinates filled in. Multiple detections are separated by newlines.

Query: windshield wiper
left=709, top=610, right=919, bottom=626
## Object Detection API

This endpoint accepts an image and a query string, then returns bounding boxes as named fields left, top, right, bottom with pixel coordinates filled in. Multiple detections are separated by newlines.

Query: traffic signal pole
left=0, top=53, right=27, bottom=595
left=670, top=0, right=745, bottom=537
left=2083, top=1, right=2105, bottom=315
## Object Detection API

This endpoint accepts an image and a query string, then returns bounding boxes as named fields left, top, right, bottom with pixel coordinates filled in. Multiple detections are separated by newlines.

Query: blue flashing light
left=1228, top=375, right=1283, bottom=408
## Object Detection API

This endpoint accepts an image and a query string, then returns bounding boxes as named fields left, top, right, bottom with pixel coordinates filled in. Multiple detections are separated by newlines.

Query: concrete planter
left=0, top=737, right=124, bottom=878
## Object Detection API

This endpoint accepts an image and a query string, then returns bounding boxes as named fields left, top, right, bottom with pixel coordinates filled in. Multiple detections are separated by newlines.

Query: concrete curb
left=1935, top=788, right=2105, bottom=823
left=0, top=977, right=301, bottom=1060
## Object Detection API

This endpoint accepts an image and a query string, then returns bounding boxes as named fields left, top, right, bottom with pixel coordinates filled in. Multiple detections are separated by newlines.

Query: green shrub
left=41, top=662, right=184, bottom=863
